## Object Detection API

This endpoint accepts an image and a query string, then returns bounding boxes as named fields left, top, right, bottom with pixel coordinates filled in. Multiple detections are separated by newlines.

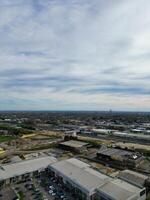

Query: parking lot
left=13, top=179, right=51, bottom=200
left=36, top=174, right=78, bottom=200
left=0, top=173, right=80, bottom=200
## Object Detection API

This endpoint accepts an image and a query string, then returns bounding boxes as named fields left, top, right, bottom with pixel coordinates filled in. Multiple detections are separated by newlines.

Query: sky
left=0, top=0, right=150, bottom=111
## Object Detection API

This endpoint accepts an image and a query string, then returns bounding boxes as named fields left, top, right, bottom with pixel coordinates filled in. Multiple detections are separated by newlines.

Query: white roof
left=92, top=129, right=115, bottom=133
left=60, top=140, right=88, bottom=148
left=0, top=156, right=57, bottom=181
left=114, top=131, right=150, bottom=140
left=50, top=158, right=110, bottom=194
left=97, top=179, right=143, bottom=200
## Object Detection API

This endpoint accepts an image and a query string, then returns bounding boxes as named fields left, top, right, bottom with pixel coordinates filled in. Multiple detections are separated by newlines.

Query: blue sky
left=0, top=0, right=150, bottom=111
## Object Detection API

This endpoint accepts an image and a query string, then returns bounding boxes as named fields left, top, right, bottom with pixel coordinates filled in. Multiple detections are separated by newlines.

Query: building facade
left=49, top=158, right=146, bottom=200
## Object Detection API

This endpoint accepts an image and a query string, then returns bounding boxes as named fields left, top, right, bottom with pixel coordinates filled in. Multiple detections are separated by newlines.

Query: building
left=118, top=170, right=150, bottom=192
left=49, top=158, right=110, bottom=200
left=0, top=156, right=57, bottom=188
left=97, top=145, right=144, bottom=168
left=49, top=158, right=146, bottom=200
left=92, top=129, right=116, bottom=135
left=59, top=140, right=89, bottom=153
left=96, top=178, right=146, bottom=200
left=65, top=130, right=78, bottom=137
left=113, top=131, right=150, bottom=143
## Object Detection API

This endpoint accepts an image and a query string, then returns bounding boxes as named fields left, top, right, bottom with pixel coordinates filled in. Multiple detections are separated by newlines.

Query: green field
left=0, top=135, right=16, bottom=142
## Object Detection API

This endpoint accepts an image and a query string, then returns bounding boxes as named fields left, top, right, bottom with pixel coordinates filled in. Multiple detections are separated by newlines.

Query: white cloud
left=0, top=0, right=150, bottom=111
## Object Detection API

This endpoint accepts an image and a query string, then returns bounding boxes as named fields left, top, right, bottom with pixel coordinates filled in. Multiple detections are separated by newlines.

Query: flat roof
left=50, top=158, right=145, bottom=198
left=97, top=179, right=143, bottom=200
left=50, top=158, right=110, bottom=194
left=114, top=132, right=150, bottom=140
left=0, top=156, right=57, bottom=181
left=98, top=147, right=133, bottom=157
left=119, top=170, right=148, bottom=187
left=60, top=140, right=88, bottom=148
left=92, top=129, right=116, bottom=133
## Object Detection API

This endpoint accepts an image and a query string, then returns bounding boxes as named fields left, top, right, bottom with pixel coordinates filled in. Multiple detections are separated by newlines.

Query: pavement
left=0, top=187, right=17, bottom=200
left=34, top=181, right=54, bottom=200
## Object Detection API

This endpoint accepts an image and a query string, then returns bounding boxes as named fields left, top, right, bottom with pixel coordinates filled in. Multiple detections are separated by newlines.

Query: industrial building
left=60, top=140, right=89, bottom=153
left=92, top=129, right=116, bottom=135
left=113, top=131, right=150, bottom=143
left=97, top=145, right=144, bottom=168
left=0, top=156, right=57, bottom=188
left=96, top=178, right=146, bottom=200
left=49, top=158, right=146, bottom=200
left=118, top=170, right=150, bottom=192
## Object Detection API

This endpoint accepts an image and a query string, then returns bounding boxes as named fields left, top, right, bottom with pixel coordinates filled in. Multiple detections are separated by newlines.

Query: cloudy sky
left=0, top=0, right=150, bottom=111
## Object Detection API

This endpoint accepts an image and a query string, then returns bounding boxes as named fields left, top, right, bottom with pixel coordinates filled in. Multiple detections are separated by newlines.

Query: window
left=140, top=190, right=145, bottom=196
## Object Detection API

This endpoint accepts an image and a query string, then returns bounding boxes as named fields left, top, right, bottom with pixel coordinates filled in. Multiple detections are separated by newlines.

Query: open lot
left=115, top=142, right=150, bottom=151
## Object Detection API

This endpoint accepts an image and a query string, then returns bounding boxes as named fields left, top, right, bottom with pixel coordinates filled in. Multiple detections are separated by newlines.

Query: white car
left=49, top=186, right=54, bottom=189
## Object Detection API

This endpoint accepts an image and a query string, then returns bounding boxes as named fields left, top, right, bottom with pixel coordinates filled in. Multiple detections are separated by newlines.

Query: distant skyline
left=0, top=0, right=150, bottom=111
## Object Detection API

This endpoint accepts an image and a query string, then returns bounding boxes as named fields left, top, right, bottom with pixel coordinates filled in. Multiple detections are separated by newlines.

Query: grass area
left=78, top=137, right=104, bottom=147
left=0, top=135, right=16, bottom=142
left=18, top=191, right=25, bottom=200
left=0, top=124, right=34, bottom=136
left=146, top=191, right=150, bottom=200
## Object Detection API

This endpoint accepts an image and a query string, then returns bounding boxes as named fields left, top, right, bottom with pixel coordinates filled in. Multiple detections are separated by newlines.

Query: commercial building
left=49, top=158, right=110, bottom=200
left=97, top=145, right=144, bottom=168
left=96, top=178, right=146, bottom=200
left=60, top=140, right=89, bottom=153
left=118, top=170, right=150, bottom=192
left=0, top=156, right=57, bottom=188
left=49, top=158, right=146, bottom=200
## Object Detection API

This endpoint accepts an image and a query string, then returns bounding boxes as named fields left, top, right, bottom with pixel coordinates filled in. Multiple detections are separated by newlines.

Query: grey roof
left=97, top=179, right=143, bottom=200
left=0, top=156, right=57, bottom=181
left=98, top=147, right=133, bottom=157
left=50, top=158, right=110, bottom=194
left=119, top=170, right=148, bottom=187
left=50, top=158, right=145, bottom=198
left=60, top=140, right=88, bottom=148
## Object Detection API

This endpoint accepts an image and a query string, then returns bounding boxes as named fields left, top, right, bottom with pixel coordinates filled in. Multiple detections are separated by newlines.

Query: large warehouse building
left=49, top=158, right=146, bottom=200
left=96, top=178, right=146, bottom=200
left=0, top=156, right=57, bottom=188
left=118, top=170, right=150, bottom=192
left=97, top=145, right=144, bottom=168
